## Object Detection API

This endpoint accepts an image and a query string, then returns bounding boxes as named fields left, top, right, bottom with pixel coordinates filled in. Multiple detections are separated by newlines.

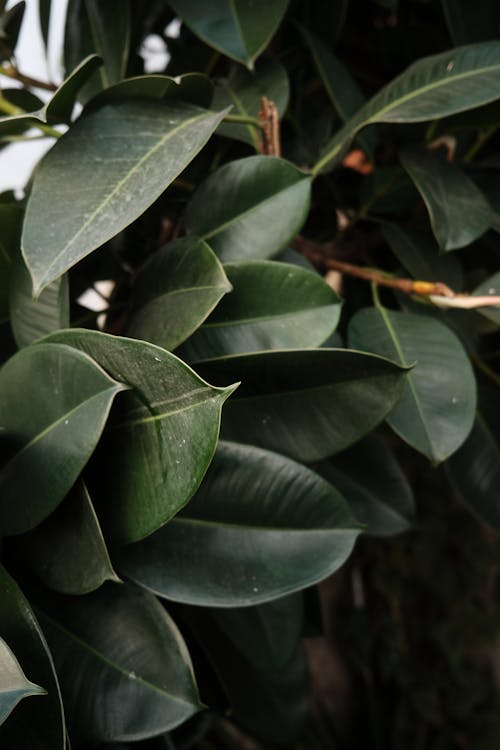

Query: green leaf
left=196, top=348, right=407, bottom=462
left=22, top=100, right=227, bottom=294
left=185, top=156, right=311, bottom=262
left=211, top=593, right=304, bottom=672
left=180, top=259, right=341, bottom=360
left=0, top=565, right=65, bottom=749
left=36, top=583, right=201, bottom=742
left=399, top=146, right=492, bottom=251
left=169, top=0, right=289, bottom=68
left=115, top=441, right=360, bottom=606
left=471, top=271, right=500, bottom=325
left=86, top=72, right=214, bottom=112
left=127, top=237, right=232, bottom=351
left=29, top=481, right=120, bottom=595
left=213, top=58, right=289, bottom=149
left=314, top=41, right=500, bottom=174
left=0, top=637, right=45, bottom=726
left=316, top=434, right=415, bottom=536
left=348, top=308, right=476, bottom=462
left=38, top=0, right=51, bottom=51
left=441, top=0, right=500, bottom=45
left=0, top=203, right=23, bottom=321
left=447, top=388, right=500, bottom=529
left=42, top=330, right=237, bottom=543
left=9, top=253, right=69, bottom=348
left=382, top=222, right=464, bottom=290
left=0, top=342, right=126, bottom=535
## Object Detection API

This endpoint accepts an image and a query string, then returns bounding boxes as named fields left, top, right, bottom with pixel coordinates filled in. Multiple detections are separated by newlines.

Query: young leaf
left=127, top=237, right=232, bottom=351
left=180, top=259, right=341, bottom=360
left=399, top=146, right=492, bottom=251
left=42, top=330, right=237, bottom=543
left=169, top=0, right=289, bottom=68
left=185, top=156, right=311, bottom=262
left=0, top=565, right=65, bottom=749
left=196, top=348, right=407, bottom=462
left=348, top=308, right=476, bottom=463
left=115, top=441, right=361, bottom=606
left=314, top=41, right=500, bottom=173
left=22, top=100, right=227, bottom=294
left=0, top=342, right=127, bottom=535
left=0, top=636, right=45, bottom=726
left=35, top=583, right=201, bottom=742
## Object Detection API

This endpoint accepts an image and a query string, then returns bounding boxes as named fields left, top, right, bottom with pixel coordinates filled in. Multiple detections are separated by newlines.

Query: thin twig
left=0, top=64, right=57, bottom=91
left=258, top=95, right=280, bottom=156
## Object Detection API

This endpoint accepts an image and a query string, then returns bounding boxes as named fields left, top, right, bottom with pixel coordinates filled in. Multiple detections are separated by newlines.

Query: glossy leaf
left=213, top=58, right=289, bottom=148
left=9, top=253, right=69, bottom=348
left=29, top=481, right=120, bottom=595
left=169, top=0, right=289, bottom=68
left=185, top=156, right=311, bottom=262
left=86, top=73, right=214, bottom=112
left=0, top=566, right=65, bottom=749
left=127, top=237, right=231, bottom=350
left=180, top=259, right=341, bottom=359
left=348, top=308, right=476, bottom=462
left=0, top=637, right=45, bottom=726
left=22, top=100, right=227, bottom=294
left=42, top=330, right=237, bottom=543
left=196, top=349, right=407, bottom=462
left=0, top=342, right=126, bottom=535
left=36, top=583, right=201, bottom=742
left=316, top=434, right=415, bottom=536
left=472, top=271, right=500, bottom=325
left=399, top=146, right=491, bottom=251
left=115, top=441, right=360, bottom=606
left=314, top=41, right=500, bottom=173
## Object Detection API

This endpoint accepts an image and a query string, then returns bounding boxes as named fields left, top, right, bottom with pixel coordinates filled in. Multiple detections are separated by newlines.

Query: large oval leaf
left=42, top=330, right=237, bottom=543
left=348, top=308, right=476, bottom=462
left=180, top=260, right=341, bottom=360
left=185, top=156, right=311, bottom=262
left=169, top=0, right=289, bottom=68
left=0, top=637, right=45, bottom=727
left=196, top=349, right=407, bottom=462
left=36, top=583, right=201, bottom=742
left=115, top=441, right=361, bottom=606
left=22, top=100, right=227, bottom=294
left=127, top=237, right=231, bottom=350
left=0, top=566, right=65, bottom=749
left=0, top=342, right=126, bottom=535
left=400, top=145, right=492, bottom=251
left=314, top=41, right=500, bottom=173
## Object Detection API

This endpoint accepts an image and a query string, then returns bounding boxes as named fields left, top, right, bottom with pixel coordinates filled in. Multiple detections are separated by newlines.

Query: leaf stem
left=223, top=113, right=262, bottom=129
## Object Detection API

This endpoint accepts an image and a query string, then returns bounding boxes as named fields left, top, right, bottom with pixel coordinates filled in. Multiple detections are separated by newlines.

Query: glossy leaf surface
left=22, top=100, right=226, bottom=293
left=128, top=237, right=231, bottom=350
left=181, top=260, right=341, bottom=359
left=43, top=330, right=236, bottom=543
left=400, top=146, right=491, bottom=250
left=0, top=636, right=45, bottom=726
left=0, top=343, right=126, bottom=535
left=185, top=156, right=311, bottom=262
left=36, top=583, right=201, bottom=742
left=196, top=349, right=407, bottom=462
left=86, top=72, right=214, bottom=111
left=348, top=308, right=476, bottom=462
left=116, top=441, right=360, bottom=606
left=169, top=0, right=289, bottom=67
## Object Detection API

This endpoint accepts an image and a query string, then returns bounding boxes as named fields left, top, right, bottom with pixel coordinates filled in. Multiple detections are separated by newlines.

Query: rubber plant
left=0, top=1, right=499, bottom=748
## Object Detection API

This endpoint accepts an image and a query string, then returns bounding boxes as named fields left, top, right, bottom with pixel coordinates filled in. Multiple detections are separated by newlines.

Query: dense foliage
left=1, top=1, right=500, bottom=747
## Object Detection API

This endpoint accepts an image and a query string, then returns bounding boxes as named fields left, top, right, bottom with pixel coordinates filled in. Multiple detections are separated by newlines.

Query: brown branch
left=0, top=64, right=58, bottom=92
left=258, top=96, right=280, bottom=156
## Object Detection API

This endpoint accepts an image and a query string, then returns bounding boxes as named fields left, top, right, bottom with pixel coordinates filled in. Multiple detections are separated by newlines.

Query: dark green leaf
left=0, top=342, right=126, bottom=535
left=441, top=0, right=500, bottom=45
left=314, top=41, right=500, bottom=173
left=169, top=0, right=289, bottom=68
left=127, top=237, right=232, bottom=351
left=348, top=308, right=476, bottom=462
left=115, top=441, right=360, bottom=606
left=399, top=146, right=491, bottom=251
left=316, top=434, right=415, bottom=536
left=196, top=349, right=407, bottom=462
left=180, top=260, right=341, bottom=359
left=36, top=583, right=201, bottom=742
left=29, top=481, right=120, bottom=595
left=0, top=566, right=65, bottom=749
left=42, top=330, right=237, bottom=543
left=0, top=1, right=25, bottom=59
left=0, top=636, right=45, bottom=726
left=0, top=203, right=23, bottom=321
left=22, top=100, right=227, bottom=293
left=86, top=73, right=214, bottom=112
left=38, top=0, right=51, bottom=51
left=185, top=156, right=311, bottom=262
